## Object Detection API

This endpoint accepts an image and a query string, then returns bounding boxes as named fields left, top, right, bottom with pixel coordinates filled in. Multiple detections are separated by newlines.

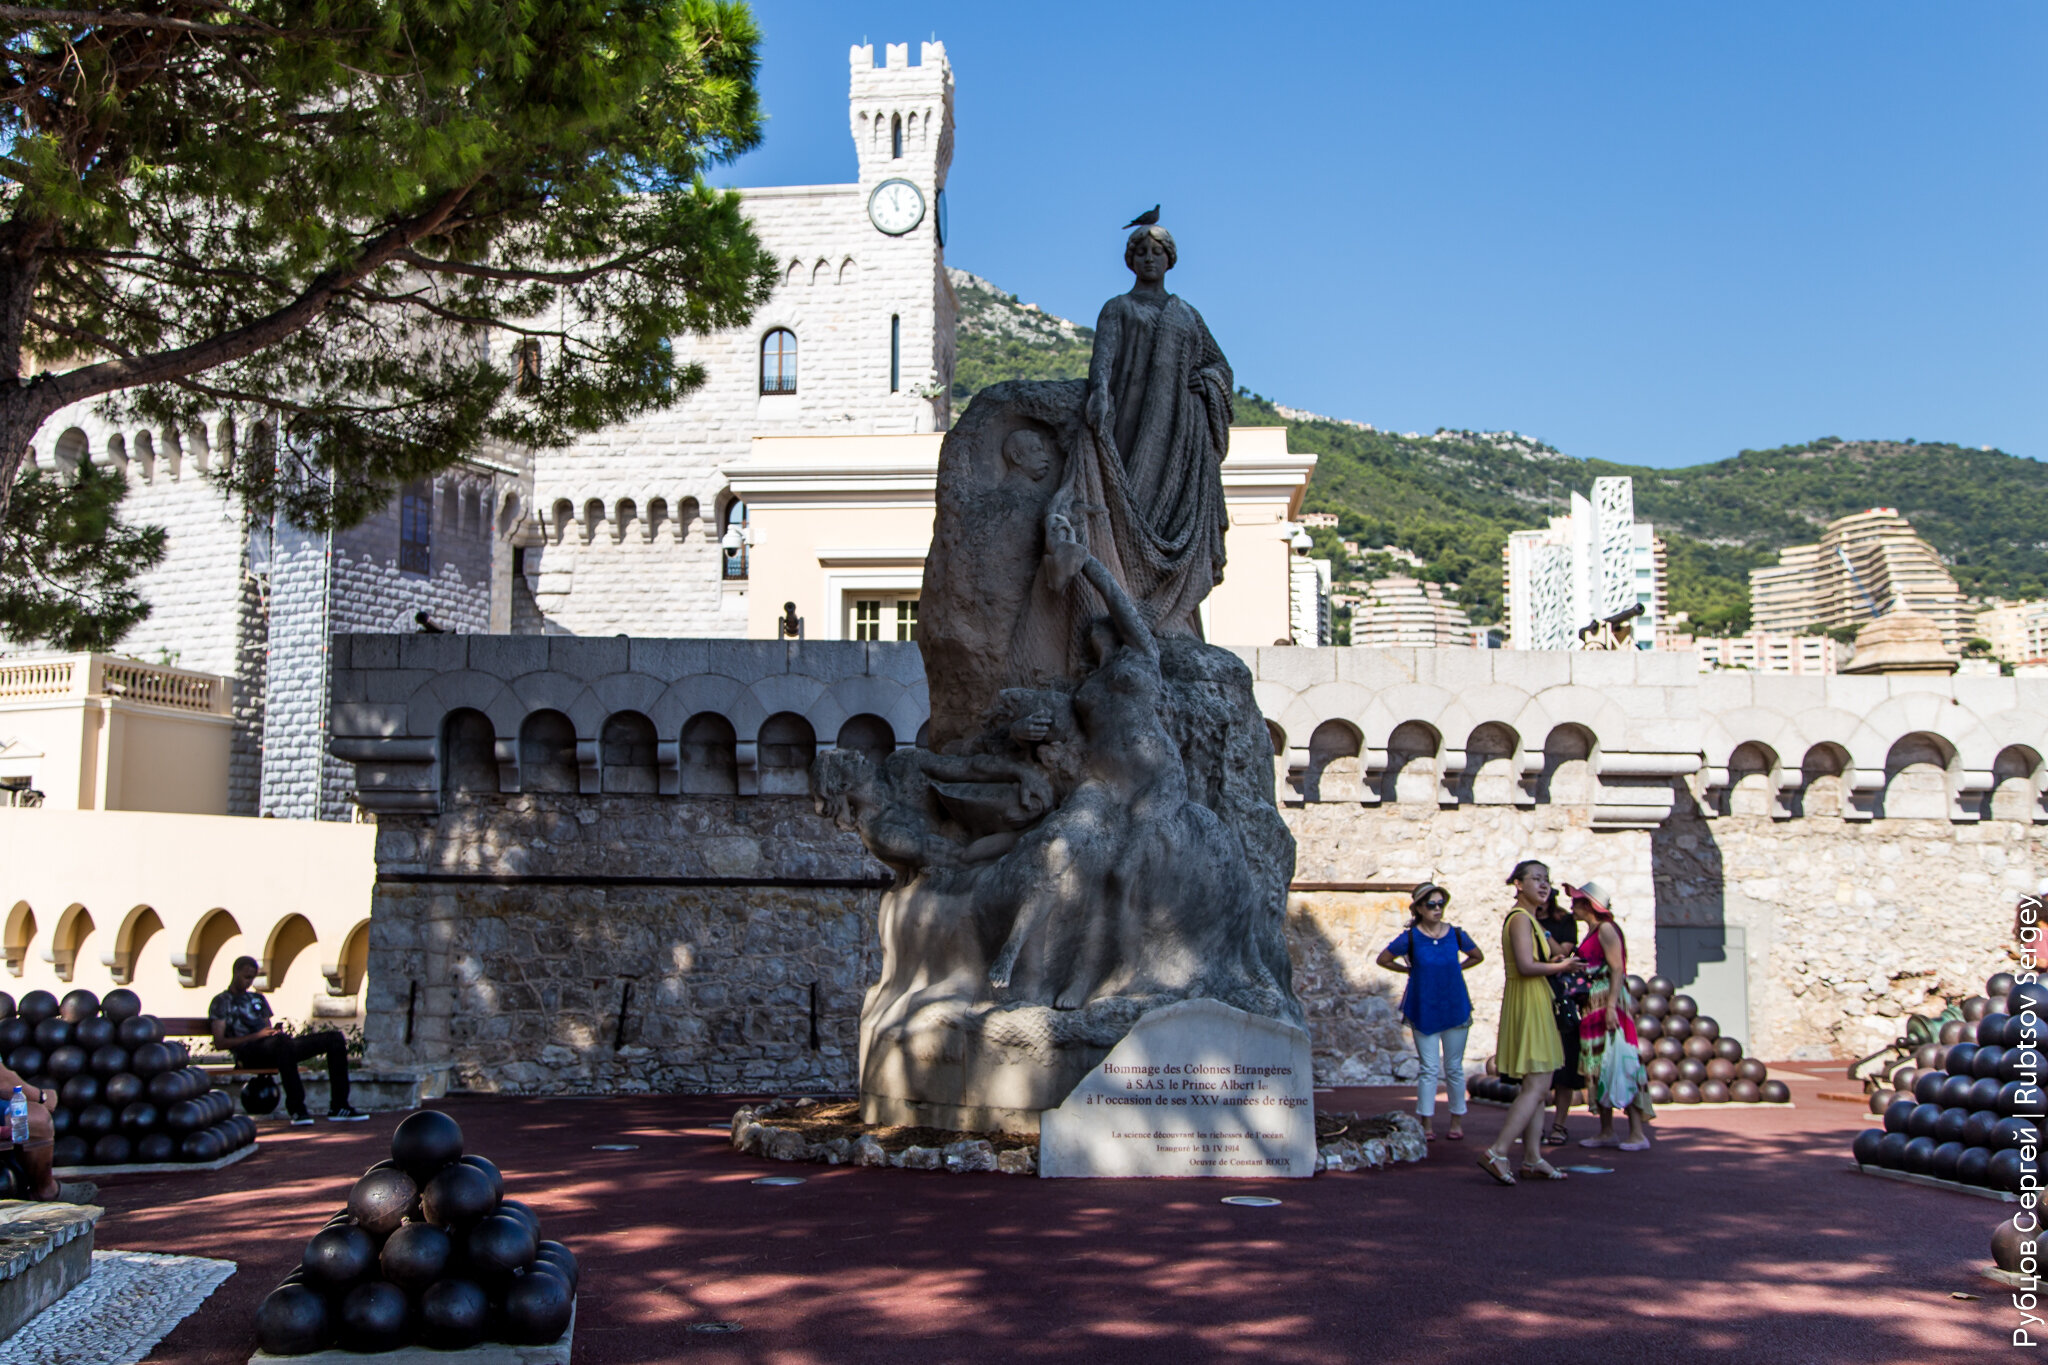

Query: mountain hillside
left=949, top=269, right=2047, bottom=637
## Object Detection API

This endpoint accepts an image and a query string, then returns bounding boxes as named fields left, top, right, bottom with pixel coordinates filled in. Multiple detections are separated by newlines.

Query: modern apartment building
left=1350, top=575, right=1475, bottom=648
left=1976, top=600, right=2048, bottom=666
left=1502, top=477, right=1667, bottom=650
left=1686, top=633, right=1838, bottom=674
left=1747, top=508, right=1970, bottom=654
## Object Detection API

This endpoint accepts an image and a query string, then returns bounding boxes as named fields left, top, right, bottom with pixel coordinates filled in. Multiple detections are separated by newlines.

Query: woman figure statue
left=1045, top=224, right=1234, bottom=640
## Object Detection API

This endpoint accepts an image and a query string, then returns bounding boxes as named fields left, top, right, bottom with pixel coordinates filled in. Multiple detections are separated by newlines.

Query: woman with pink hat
left=1567, top=878, right=1653, bottom=1151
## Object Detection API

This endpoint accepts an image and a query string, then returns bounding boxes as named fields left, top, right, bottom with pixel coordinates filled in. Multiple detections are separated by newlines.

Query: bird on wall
left=1122, top=205, right=1160, bottom=228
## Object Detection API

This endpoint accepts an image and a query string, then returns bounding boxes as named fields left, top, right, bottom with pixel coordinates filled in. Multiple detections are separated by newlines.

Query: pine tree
left=0, top=1, right=778, bottom=528
left=0, top=462, right=168, bottom=651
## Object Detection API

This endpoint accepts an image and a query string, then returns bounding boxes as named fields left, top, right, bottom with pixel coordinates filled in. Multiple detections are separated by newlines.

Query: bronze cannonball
left=1706, top=1058, right=1738, bottom=1083
left=1679, top=1058, right=1708, bottom=1083
left=1915, top=1043, right=1945, bottom=1071
left=1641, top=995, right=1671, bottom=1020
left=1672, top=1080, right=1702, bottom=1103
left=1637, top=1017, right=1664, bottom=1042
left=1714, top=1037, right=1744, bottom=1062
left=1997, top=1217, right=2031, bottom=1272
left=1684, top=1036, right=1716, bottom=1060
left=1671, top=995, right=1699, bottom=1019
left=1664, top=1015, right=1694, bottom=1041
left=1962, top=996, right=1992, bottom=1023
left=1700, top=1079, right=1731, bottom=1103
left=1646, top=1080, right=1672, bottom=1104
left=1648, top=1058, right=1680, bottom=1083
left=1693, top=1017, right=1721, bottom=1042
left=1889, top=1066, right=1919, bottom=1094
left=1868, top=1089, right=1899, bottom=1116
left=1637, top=1040, right=1657, bottom=1064
left=1758, top=1078, right=1791, bottom=1102
left=1729, top=1079, right=1762, bottom=1103
left=1654, top=1038, right=1685, bottom=1061
left=1626, top=974, right=1648, bottom=996
left=1736, top=1058, right=1768, bottom=1084
left=1647, top=976, right=1675, bottom=997
left=1938, top=1019, right=1968, bottom=1046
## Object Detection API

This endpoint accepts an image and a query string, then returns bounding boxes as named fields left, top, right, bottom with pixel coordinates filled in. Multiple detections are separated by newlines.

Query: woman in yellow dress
left=1480, top=860, right=1585, bottom=1185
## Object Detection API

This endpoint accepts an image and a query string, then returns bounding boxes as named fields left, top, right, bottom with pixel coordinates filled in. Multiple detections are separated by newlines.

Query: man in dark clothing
left=209, top=956, right=364, bottom=1124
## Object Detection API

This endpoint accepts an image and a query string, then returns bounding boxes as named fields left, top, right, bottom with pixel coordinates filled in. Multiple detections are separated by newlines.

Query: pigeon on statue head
left=1122, top=205, right=1160, bottom=228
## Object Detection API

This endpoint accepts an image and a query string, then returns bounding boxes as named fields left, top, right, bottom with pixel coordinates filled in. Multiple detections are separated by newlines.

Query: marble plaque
left=1038, top=998, right=1315, bottom=1178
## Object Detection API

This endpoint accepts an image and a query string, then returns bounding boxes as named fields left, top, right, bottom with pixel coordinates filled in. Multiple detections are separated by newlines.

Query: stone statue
left=832, top=224, right=1301, bottom=1133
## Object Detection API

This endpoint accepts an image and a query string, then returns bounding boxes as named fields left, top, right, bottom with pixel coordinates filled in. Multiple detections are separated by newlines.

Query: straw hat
left=1565, top=878, right=1615, bottom=917
left=1410, top=882, right=1451, bottom=911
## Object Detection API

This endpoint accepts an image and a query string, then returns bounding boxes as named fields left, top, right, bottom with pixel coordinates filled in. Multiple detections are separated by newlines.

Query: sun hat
left=1410, top=882, right=1451, bottom=910
left=1564, top=878, right=1615, bottom=917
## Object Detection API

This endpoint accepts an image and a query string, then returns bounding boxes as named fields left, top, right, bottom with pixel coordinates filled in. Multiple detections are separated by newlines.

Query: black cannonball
left=46, top=1045, right=87, bottom=1080
left=1930, top=1140, right=1965, bottom=1182
left=1980, top=1014, right=2013, bottom=1046
left=2010, top=981, right=2048, bottom=1017
left=187, top=1066, right=212, bottom=1094
left=1759, top=1079, right=1791, bottom=1103
left=92, top=1133, right=133, bottom=1166
left=208, top=1090, right=234, bottom=1124
left=1962, top=1108, right=1999, bottom=1147
left=1913, top=1071, right=1949, bottom=1105
left=1946, top=1042, right=1980, bottom=1076
left=102, top=1072, right=142, bottom=1108
left=1646, top=1080, right=1671, bottom=1104
left=1706, top=1058, right=1738, bottom=1084
left=0, top=1019, right=27, bottom=1053
left=1646, top=975, right=1675, bottom=997
left=181, top=1127, right=224, bottom=1163
left=0, top=991, right=10, bottom=1020
left=423, top=1161, right=498, bottom=1228
left=166, top=1098, right=206, bottom=1134
left=347, top=1168, right=420, bottom=1239
left=256, top=1283, right=332, bottom=1356
left=535, top=1240, right=578, bottom=1289
left=119, top=1100, right=158, bottom=1134
left=1994, top=1116, right=2038, bottom=1151
left=1683, top=1036, right=1716, bottom=1061
left=1729, top=1078, right=1762, bottom=1102
left=1902, top=1135, right=1938, bottom=1174
left=1649, top=1058, right=1680, bottom=1084
left=17, top=990, right=57, bottom=1025
left=1641, top=994, right=1670, bottom=1020
left=1938, top=1018, right=1969, bottom=1046
left=1700, top=1079, right=1731, bottom=1103
left=1938, top=1074, right=1977, bottom=1109
left=497, top=1199, right=542, bottom=1240
left=1970, top=1076, right=2005, bottom=1113
left=164, top=1039, right=190, bottom=1066
left=381, top=1221, right=453, bottom=1291
left=458, top=1154, right=505, bottom=1201
left=1693, top=1016, right=1722, bottom=1043
left=1884, top=1098, right=1917, bottom=1134
left=241, top=1075, right=281, bottom=1116
left=1990, top=1147, right=2026, bottom=1193
left=1974, top=1045, right=2007, bottom=1080
left=97, top=988, right=140, bottom=1023
left=129, top=1041, right=173, bottom=1077
left=74, top=1103, right=115, bottom=1138
left=1678, top=1058, right=1708, bottom=1084
left=145, top=1070, right=185, bottom=1106
left=1654, top=1037, right=1684, bottom=1061
left=51, top=1135, right=89, bottom=1166
left=338, top=1282, right=410, bottom=1353
left=0, top=1158, right=20, bottom=1199
left=302, top=1224, right=376, bottom=1286
left=391, top=1109, right=464, bottom=1178
left=73, top=1016, right=115, bottom=1051
left=89, top=1045, right=129, bottom=1078
left=136, top=1132, right=176, bottom=1163
left=418, top=1279, right=490, bottom=1350
left=2001, top=1080, right=2039, bottom=1117
left=1934, top=1107, right=1971, bottom=1144
left=49, top=1107, right=71, bottom=1138
left=463, top=1214, right=537, bottom=1285
left=57, top=989, right=99, bottom=1023
left=1997, top=1216, right=2032, bottom=1271
left=503, top=1267, right=574, bottom=1344
left=1671, top=1080, right=1701, bottom=1104
left=114, top=1015, right=157, bottom=1050
left=1959, top=1145, right=1994, bottom=1187
left=34, top=1018, right=72, bottom=1050
left=59, top=1074, right=99, bottom=1109
left=1670, top=994, right=1698, bottom=1019
left=1713, top=1037, right=1743, bottom=1063
left=1874, top=1131, right=1910, bottom=1168
left=1665, top=1015, right=1694, bottom=1042
left=2005, top=1015, right=2037, bottom=1049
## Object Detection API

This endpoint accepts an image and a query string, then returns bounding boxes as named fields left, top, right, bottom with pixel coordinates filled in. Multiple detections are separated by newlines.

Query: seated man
left=0, top=1062, right=92, bottom=1202
left=209, top=955, right=364, bottom=1124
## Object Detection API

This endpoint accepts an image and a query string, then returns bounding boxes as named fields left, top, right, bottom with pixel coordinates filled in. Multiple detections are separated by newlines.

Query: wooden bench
left=156, top=1017, right=279, bottom=1082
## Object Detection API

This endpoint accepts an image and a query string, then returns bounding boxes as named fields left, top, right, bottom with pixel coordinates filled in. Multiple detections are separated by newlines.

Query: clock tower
left=849, top=41, right=956, bottom=430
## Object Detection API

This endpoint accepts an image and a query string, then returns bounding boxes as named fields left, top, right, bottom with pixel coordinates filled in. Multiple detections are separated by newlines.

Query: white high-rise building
left=1503, top=477, right=1666, bottom=650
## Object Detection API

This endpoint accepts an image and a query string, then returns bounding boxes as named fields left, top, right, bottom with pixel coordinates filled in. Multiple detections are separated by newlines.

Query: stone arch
left=263, top=912, right=319, bottom=991
left=53, top=427, right=88, bottom=478
left=207, top=415, right=230, bottom=471
left=1794, top=742, right=1851, bottom=818
left=179, top=908, right=240, bottom=988
left=193, top=420, right=214, bottom=472
left=1727, top=741, right=1780, bottom=818
left=47, top=903, right=93, bottom=982
left=106, top=432, right=128, bottom=474
left=785, top=258, right=803, bottom=286
left=1462, top=721, right=1521, bottom=806
left=812, top=258, right=831, bottom=285
left=645, top=497, right=669, bottom=543
left=1306, top=719, right=1362, bottom=803
left=1539, top=724, right=1598, bottom=805
left=1991, top=745, right=2045, bottom=822
left=601, top=711, right=660, bottom=793
left=135, top=430, right=156, bottom=482
left=679, top=712, right=739, bottom=795
left=676, top=496, right=701, bottom=543
left=836, top=714, right=895, bottom=768
left=1882, top=731, right=1956, bottom=820
left=1386, top=721, right=1442, bottom=807
left=441, top=708, right=499, bottom=797
left=838, top=257, right=859, bottom=285
left=104, top=904, right=163, bottom=985
left=758, top=712, right=816, bottom=797
left=613, top=497, right=637, bottom=544
left=582, top=498, right=605, bottom=544
left=498, top=489, right=522, bottom=537
left=164, top=426, right=185, bottom=478
left=4, top=901, right=34, bottom=976
left=519, top=710, right=579, bottom=793
left=551, top=498, right=574, bottom=544
left=324, top=918, right=372, bottom=999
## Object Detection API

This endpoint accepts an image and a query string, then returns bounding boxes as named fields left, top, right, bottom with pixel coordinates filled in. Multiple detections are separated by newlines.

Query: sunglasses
left=1422, top=899, right=1446, bottom=909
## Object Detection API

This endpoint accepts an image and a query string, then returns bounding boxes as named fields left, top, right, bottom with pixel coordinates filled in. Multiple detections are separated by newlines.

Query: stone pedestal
left=1038, top=999, right=1315, bottom=1178
left=0, top=1199, right=102, bottom=1342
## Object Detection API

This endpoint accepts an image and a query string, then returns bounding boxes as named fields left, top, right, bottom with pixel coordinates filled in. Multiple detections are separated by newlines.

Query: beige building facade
left=1749, top=508, right=1971, bottom=653
left=0, top=653, right=233, bottom=814
left=1977, top=600, right=2048, bottom=666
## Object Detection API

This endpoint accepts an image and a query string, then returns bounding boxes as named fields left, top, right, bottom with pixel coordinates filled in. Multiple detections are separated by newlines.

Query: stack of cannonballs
left=256, top=1110, right=578, bottom=1356
left=1632, top=974, right=1791, bottom=1105
left=0, top=988, right=255, bottom=1166
left=1851, top=973, right=2044, bottom=1194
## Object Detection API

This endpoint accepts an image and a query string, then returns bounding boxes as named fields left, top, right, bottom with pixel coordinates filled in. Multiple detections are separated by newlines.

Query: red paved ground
left=85, top=1063, right=2009, bottom=1365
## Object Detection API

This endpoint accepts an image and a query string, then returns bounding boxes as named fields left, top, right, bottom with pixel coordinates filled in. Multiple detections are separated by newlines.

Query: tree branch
left=0, top=4, right=360, bottom=40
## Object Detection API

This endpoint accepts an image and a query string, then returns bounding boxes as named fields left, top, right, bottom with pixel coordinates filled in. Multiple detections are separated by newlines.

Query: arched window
left=891, top=113, right=903, bottom=159
left=889, top=314, right=901, bottom=392
left=761, top=328, right=797, bottom=394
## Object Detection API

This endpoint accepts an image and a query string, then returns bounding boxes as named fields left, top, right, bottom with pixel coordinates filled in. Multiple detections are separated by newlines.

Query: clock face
left=869, top=178, right=925, bottom=236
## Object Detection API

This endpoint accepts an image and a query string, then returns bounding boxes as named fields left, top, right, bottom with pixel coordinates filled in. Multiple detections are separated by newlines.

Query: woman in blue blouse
left=1377, top=882, right=1486, bottom=1140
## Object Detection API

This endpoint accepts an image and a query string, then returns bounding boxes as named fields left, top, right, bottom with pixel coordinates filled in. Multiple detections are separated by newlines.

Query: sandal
left=1544, top=1123, right=1571, bottom=1146
left=1478, top=1152, right=1517, bottom=1186
left=1446, top=1125, right=1465, bottom=1141
left=1579, top=1135, right=1621, bottom=1149
left=1519, top=1158, right=1569, bottom=1180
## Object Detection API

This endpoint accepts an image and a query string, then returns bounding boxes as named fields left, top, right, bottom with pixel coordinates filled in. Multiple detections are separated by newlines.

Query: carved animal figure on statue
left=811, top=747, right=1051, bottom=879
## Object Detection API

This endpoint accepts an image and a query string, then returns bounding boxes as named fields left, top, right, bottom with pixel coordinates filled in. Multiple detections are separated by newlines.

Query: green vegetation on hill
left=950, top=273, right=2047, bottom=634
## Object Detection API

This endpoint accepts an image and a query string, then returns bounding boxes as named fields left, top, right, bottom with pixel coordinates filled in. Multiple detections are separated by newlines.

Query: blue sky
left=721, top=3, right=2046, bottom=469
